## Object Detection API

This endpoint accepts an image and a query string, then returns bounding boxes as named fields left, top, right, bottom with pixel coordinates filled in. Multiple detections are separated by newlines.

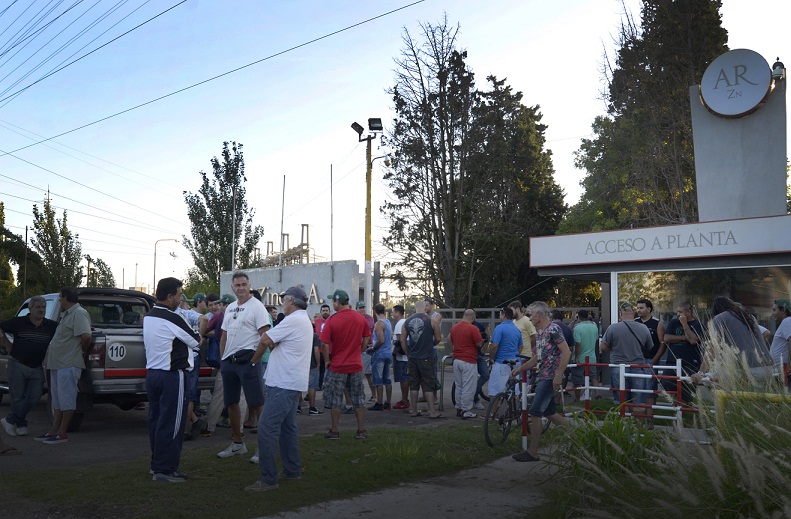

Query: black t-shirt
left=665, top=318, right=704, bottom=370
left=0, top=316, right=59, bottom=368
left=635, top=316, right=662, bottom=359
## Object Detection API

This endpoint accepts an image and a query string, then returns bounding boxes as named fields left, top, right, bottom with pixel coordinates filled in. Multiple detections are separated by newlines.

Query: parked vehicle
left=0, top=288, right=216, bottom=431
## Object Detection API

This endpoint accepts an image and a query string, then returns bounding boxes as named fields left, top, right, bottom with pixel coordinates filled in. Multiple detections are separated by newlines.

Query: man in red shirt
left=448, top=309, right=484, bottom=419
left=320, top=290, right=371, bottom=440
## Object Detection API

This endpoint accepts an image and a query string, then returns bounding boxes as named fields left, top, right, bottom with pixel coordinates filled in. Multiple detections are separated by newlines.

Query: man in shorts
left=402, top=300, right=442, bottom=418
left=320, top=290, right=371, bottom=439
left=216, top=272, right=270, bottom=459
left=37, top=287, right=92, bottom=444
left=510, top=301, right=571, bottom=462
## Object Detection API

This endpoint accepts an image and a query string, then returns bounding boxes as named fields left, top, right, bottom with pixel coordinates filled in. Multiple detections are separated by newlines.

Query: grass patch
left=5, top=423, right=522, bottom=518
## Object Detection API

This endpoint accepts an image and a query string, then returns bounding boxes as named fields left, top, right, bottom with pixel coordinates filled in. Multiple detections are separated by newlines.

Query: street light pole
left=153, top=238, right=178, bottom=293
left=352, top=118, right=383, bottom=315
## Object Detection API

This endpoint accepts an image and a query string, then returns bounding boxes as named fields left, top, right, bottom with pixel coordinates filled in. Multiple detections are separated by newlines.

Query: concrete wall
left=690, top=80, right=787, bottom=222
left=220, top=260, right=362, bottom=316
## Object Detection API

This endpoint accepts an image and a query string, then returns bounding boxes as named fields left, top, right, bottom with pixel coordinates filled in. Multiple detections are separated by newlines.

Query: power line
left=1, top=0, right=425, bottom=157
left=0, top=0, right=176, bottom=106
left=0, top=147, right=186, bottom=226
left=0, top=119, right=181, bottom=195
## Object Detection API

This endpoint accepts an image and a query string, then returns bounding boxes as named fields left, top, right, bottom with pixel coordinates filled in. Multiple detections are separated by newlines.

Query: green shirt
left=572, top=321, right=599, bottom=363
left=46, top=303, right=92, bottom=370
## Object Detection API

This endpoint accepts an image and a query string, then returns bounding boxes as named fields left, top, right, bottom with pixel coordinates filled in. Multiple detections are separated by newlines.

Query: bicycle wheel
left=484, top=392, right=514, bottom=447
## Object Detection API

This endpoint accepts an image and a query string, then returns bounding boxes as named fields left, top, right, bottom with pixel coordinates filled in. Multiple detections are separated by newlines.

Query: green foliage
left=182, top=141, right=264, bottom=284
left=564, top=0, right=728, bottom=234
left=31, top=197, right=83, bottom=291
left=539, top=333, right=791, bottom=518
left=383, top=17, right=565, bottom=307
left=182, top=267, right=219, bottom=298
left=84, top=255, right=116, bottom=288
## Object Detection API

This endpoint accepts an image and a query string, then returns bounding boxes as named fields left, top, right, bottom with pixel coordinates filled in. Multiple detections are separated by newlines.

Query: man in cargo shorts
left=320, top=290, right=371, bottom=439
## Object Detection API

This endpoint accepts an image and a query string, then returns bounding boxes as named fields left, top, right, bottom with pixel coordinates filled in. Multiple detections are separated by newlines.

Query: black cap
left=280, top=286, right=308, bottom=302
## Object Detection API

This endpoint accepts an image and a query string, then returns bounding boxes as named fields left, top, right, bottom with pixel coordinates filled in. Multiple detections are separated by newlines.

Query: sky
left=1, top=0, right=789, bottom=297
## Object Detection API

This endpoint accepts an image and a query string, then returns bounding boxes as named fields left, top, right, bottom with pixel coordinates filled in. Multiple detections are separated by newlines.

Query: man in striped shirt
left=144, top=277, right=200, bottom=483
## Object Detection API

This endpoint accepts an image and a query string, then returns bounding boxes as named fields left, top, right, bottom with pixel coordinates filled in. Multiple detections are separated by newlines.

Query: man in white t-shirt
left=216, top=272, right=270, bottom=459
left=391, top=305, right=409, bottom=409
left=245, top=286, right=313, bottom=492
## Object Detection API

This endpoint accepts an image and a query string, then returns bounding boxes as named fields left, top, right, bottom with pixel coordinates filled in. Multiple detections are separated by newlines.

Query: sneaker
left=43, top=434, right=68, bottom=444
left=383, top=402, right=391, bottom=410
left=15, top=426, right=28, bottom=436
left=324, top=429, right=340, bottom=440
left=356, top=429, right=368, bottom=440
left=462, top=411, right=478, bottom=419
left=296, top=407, right=302, bottom=415
left=342, top=406, right=354, bottom=415
left=245, top=480, right=279, bottom=492
left=152, top=471, right=188, bottom=483
left=368, top=403, right=383, bottom=411
left=308, top=407, right=324, bottom=415
left=368, top=396, right=376, bottom=403
left=1, top=417, right=17, bottom=437
left=392, top=400, right=409, bottom=410
left=249, top=451, right=259, bottom=464
left=200, top=428, right=212, bottom=437
left=216, top=417, right=231, bottom=428
left=474, top=401, right=485, bottom=410
left=217, top=441, right=247, bottom=458
left=34, top=433, right=55, bottom=442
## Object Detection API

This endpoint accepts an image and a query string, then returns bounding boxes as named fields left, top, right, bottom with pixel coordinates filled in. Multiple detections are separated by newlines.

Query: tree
left=84, top=255, right=116, bottom=288
left=183, top=141, right=264, bottom=285
left=563, top=0, right=728, bottom=233
left=0, top=203, right=18, bottom=317
left=382, top=18, right=565, bottom=307
left=31, top=196, right=83, bottom=290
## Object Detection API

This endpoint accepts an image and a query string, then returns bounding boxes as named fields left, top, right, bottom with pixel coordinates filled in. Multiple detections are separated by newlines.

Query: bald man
left=447, top=309, right=484, bottom=419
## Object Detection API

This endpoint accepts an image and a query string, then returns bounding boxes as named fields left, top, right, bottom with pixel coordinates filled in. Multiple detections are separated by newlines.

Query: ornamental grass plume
left=540, top=331, right=791, bottom=519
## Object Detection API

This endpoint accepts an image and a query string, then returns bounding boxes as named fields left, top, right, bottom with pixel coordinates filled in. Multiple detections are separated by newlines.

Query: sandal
left=0, top=446, right=21, bottom=455
left=409, top=411, right=423, bottom=417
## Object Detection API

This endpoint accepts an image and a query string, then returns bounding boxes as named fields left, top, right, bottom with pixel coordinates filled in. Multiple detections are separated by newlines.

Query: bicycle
left=483, top=361, right=550, bottom=447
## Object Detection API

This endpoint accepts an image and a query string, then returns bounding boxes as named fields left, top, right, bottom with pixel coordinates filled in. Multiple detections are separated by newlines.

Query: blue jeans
left=610, top=365, right=652, bottom=405
left=474, top=354, right=490, bottom=403
left=6, top=358, right=45, bottom=427
left=258, top=386, right=301, bottom=485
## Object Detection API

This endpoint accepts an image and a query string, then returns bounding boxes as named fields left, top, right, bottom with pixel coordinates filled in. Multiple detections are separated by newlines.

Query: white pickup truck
left=0, top=288, right=216, bottom=431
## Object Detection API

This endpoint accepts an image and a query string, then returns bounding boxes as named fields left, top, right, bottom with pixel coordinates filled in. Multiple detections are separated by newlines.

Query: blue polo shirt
left=491, top=320, right=523, bottom=363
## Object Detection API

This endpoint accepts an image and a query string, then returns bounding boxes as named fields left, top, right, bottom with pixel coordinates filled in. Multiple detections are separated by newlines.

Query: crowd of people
left=2, top=277, right=790, bottom=484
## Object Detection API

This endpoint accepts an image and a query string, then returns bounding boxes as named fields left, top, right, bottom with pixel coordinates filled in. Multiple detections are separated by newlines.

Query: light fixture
left=351, top=122, right=364, bottom=137
left=367, top=118, right=383, bottom=132
left=772, top=57, right=785, bottom=80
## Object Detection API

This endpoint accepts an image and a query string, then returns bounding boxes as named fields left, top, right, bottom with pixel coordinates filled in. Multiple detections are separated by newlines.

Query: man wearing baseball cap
left=320, top=289, right=371, bottom=439
left=245, top=286, right=313, bottom=492
left=770, top=298, right=791, bottom=388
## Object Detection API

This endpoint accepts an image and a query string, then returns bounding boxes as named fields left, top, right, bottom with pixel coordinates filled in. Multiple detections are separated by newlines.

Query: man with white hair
left=510, top=301, right=571, bottom=462
left=245, top=286, right=313, bottom=492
